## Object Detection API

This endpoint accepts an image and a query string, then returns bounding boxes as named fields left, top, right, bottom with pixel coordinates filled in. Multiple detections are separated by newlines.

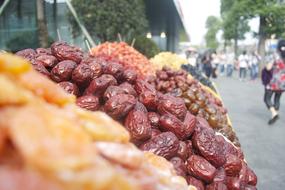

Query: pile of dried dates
left=147, top=66, right=240, bottom=146
left=16, top=42, right=257, bottom=190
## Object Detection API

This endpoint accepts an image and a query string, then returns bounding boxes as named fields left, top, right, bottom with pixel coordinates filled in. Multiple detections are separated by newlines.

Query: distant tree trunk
left=36, top=0, right=49, bottom=47
left=258, top=16, right=266, bottom=73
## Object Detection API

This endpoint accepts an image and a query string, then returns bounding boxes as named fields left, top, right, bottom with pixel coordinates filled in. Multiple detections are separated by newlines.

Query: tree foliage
left=69, top=0, right=149, bottom=42
left=205, top=16, right=221, bottom=49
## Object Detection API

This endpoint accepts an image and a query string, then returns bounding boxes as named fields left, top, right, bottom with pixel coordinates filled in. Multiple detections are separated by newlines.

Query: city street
left=215, top=74, right=285, bottom=190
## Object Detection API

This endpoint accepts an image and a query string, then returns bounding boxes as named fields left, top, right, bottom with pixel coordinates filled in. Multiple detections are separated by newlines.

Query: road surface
left=214, top=75, right=285, bottom=190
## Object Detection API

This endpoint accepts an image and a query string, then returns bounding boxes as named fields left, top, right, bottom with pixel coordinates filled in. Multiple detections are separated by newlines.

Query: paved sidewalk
left=214, top=75, right=285, bottom=190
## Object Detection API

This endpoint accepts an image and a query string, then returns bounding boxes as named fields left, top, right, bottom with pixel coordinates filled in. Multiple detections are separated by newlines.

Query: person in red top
left=263, top=39, right=285, bottom=124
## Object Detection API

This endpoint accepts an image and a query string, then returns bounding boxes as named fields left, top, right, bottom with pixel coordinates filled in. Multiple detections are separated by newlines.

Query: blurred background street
left=215, top=75, right=285, bottom=190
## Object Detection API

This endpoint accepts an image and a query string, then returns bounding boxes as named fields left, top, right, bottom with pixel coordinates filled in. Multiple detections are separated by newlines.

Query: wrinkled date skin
left=150, top=128, right=161, bottom=138
left=140, top=132, right=179, bottom=160
left=170, top=157, right=187, bottom=177
left=84, top=74, right=117, bottom=96
left=125, top=110, right=152, bottom=143
left=206, top=182, right=227, bottom=190
left=186, top=155, right=216, bottom=183
left=58, top=81, right=80, bottom=96
left=76, top=95, right=100, bottom=111
left=104, top=94, right=136, bottom=119
left=16, top=49, right=36, bottom=61
left=122, top=69, right=137, bottom=84
left=32, top=64, right=50, bottom=77
left=226, top=177, right=241, bottom=190
left=35, top=48, right=52, bottom=55
left=183, top=112, right=197, bottom=138
left=192, top=128, right=226, bottom=168
left=177, top=141, right=189, bottom=161
left=35, top=55, right=58, bottom=68
left=134, top=80, right=157, bottom=94
left=103, top=61, right=123, bottom=80
left=51, top=60, right=77, bottom=82
left=103, top=86, right=125, bottom=101
left=224, top=154, right=242, bottom=177
left=119, top=82, right=137, bottom=97
left=81, top=57, right=103, bottom=79
left=186, top=176, right=205, bottom=190
left=185, top=140, right=194, bottom=158
left=159, top=114, right=185, bottom=140
left=72, top=64, right=93, bottom=87
left=133, top=102, right=148, bottom=113
left=157, top=94, right=187, bottom=120
left=147, top=112, right=160, bottom=127
left=247, top=167, right=257, bottom=186
left=213, top=168, right=227, bottom=183
left=139, top=89, right=158, bottom=111
left=51, top=41, right=83, bottom=63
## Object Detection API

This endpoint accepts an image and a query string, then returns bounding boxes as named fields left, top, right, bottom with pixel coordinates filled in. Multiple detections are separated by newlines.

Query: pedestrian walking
left=250, top=51, right=260, bottom=80
left=202, top=53, right=212, bottom=78
left=262, top=39, right=285, bottom=125
left=238, top=51, right=249, bottom=81
left=211, top=52, right=219, bottom=78
left=226, top=52, right=235, bottom=77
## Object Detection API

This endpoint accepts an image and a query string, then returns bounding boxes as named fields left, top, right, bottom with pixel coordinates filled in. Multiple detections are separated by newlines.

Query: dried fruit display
left=148, top=66, right=240, bottom=146
left=91, top=42, right=155, bottom=76
left=0, top=53, right=193, bottom=190
left=15, top=42, right=257, bottom=190
left=150, top=52, right=188, bottom=71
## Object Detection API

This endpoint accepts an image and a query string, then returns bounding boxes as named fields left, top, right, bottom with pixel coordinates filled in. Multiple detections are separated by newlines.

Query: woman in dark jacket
left=262, top=40, right=285, bottom=124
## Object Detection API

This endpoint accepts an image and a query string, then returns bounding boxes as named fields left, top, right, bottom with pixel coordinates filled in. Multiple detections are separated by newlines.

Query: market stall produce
left=16, top=42, right=257, bottom=190
left=0, top=53, right=193, bottom=190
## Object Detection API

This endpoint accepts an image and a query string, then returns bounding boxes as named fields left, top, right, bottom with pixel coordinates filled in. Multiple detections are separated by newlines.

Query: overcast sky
left=179, top=0, right=259, bottom=45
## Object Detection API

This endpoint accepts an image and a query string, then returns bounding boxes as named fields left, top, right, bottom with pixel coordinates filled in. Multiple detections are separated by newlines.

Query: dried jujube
left=33, top=64, right=50, bottom=77
left=104, top=94, right=136, bottom=119
left=125, top=110, right=152, bottom=143
left=186, top=176, right=205, bottom=190
left=147, top=112, right=160, bottom=127
left=35, top=55, right=58, bottom=68
left=139, top=90, right=158, bottom=110
left=51, top=41, right=83, bottom=63
left=226, top=177, right=241, bottom=190
left=103, top=86, right=125, bottom=101
left=58, top=81, right=80, bottom=96
left=76, top=95, right=100, bottom=111
left=119, top=82, right=137, bottom=97
left=72, top=63, right=93, bottom=87
left=122, top=69, right=137, bottom=84
left=213, top=168, right=227, bottom=183
left=186, top=155, right=216, bottom=183
left=103, top=61, right=123, bottom=80
left=84, top=74, right=117, bottom=96
left=140, top=132, right=179, bottom=160
left=177, top=141, right=189, bottom=161
left=133, top=102, right=148, bottom=113
left=170, top=157, right=187, bottom=177
left=206, top=182, right=227, bottom=190
left=159, top=114, right=185, bottom=140
left=224, top=154, right=242, bottom=177
left=16, top=49, right=36, bottom=61
left=51, top=60, right=77, bottom=82
left=183, top=112, right=197, bottom=138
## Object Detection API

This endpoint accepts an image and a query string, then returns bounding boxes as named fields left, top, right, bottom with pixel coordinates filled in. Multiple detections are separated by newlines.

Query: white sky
left=179, top=0, right=259, bottom=46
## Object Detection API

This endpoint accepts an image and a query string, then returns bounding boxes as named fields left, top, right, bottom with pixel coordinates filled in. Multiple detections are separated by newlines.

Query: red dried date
left=58, top=81, right=80, bottom=96
left=150, top=128, right=161, bottom=138
left=170, top=157, right=187, bottom=177
left=183, top=112, right=196, bottom=138
left=135, top=80, right=154, bottom=93
left=133, top=102, right=148, bottom=113
left=124, top=110, right=152, bottom=143
left=35, top=55, right=58, bottom=68
left=192, top=128, right=226, bottom=168
left=157, top=94, right=187, bottom=120
left=72, top=64, right=93, bottom=87
left=104, top=94, right=136, bottom=119
left=84, top=74, right=117, bottom=96
left=206, top=182, right=227, bottom=190
left=103, top=61, right=123, bottom=80
left=159, top=114, right=185, bottom=140
left=81, top=57, right=103, bottom=79
left=51, top=41, right=83, bottom=63
left=119, top=82, right=137, bottom=97
left=122, top=69, right=137, bottom=84
left=140, top=132, right=179, bottom=160
left=147, top=112, right=160, bottom=127
left=213, top=168, right=227, bottom=183
left=226, top=177, right=241, bottom=190
left=186, top=176, right=205, bottom=190
left=32, top=64, right=50, bottom=77
left=247, top=167, right=257, bottom=186
left=185, top=140, right=194, bottom=157
left=139, top=90, right=158, bottom=110
left=103, top=86, right=125, bottom=101
left=224, top=154, right=242, bottom=177
left=16, top=49, right=36, bottom=61
left=239, top=161, right=248, bottom=185
left=186, top=155, right=216, bottom=183
left=35, top=48, right=52, bottom=55
left=51, top=60, right=77, bottom=82
left=177, top=141, right=189, bottom=161
left=76, top=95, right=100, bottom=111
